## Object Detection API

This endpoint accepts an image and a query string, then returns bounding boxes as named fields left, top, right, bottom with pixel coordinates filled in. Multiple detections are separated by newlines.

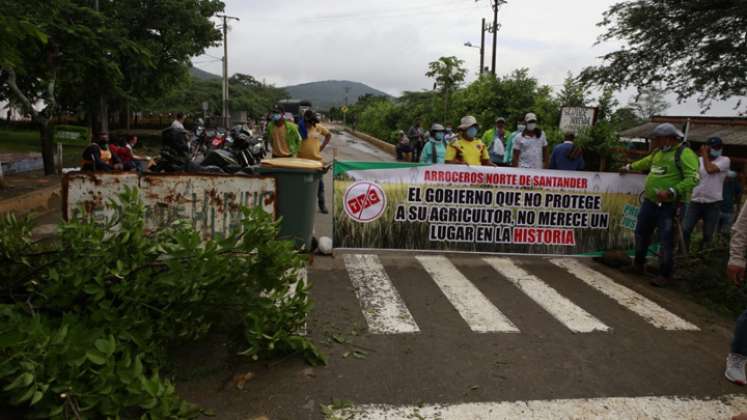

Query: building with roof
left=620, top=116, right=747, bottom=167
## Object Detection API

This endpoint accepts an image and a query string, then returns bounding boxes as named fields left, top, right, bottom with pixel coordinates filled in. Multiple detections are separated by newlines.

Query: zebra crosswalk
left=341, top=254, right=700, bottom=335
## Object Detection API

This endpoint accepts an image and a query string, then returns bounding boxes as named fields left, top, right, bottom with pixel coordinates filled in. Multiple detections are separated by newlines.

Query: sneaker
left=726, top=353, right=747, bottom=385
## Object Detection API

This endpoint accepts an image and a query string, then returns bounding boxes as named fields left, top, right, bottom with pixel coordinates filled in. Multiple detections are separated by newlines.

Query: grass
left=0, top=127, right=161, bottom=168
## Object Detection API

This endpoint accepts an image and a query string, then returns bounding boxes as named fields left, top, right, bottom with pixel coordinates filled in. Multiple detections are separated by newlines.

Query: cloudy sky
left=193, top=0, right=743, bottom=116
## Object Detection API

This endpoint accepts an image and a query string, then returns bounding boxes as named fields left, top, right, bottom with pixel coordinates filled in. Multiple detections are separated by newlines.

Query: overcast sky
left=193, top=0, right=744, bottom=116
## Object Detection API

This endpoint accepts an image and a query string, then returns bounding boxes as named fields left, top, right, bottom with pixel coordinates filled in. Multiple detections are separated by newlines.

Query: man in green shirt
left=482, top=117, right=507, bottom=165
left=621, top=123, right=699, bottom=287
left=265, top=106, right=301, bottom=158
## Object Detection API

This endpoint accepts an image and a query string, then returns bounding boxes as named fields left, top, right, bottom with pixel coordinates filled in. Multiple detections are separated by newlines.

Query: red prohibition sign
left=343, top=181, right=387, bottom=223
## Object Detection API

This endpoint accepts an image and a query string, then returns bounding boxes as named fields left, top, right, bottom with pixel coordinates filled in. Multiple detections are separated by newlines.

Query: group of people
left=81, top=132, right=150, bottom=172
left=265, top=105, right=332, bottom=213
left=395, top=112, right=584, bottom=171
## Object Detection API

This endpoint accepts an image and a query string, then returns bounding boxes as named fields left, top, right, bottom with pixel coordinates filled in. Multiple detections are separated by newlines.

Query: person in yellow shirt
left=298, top=110, right=332, bottom=213
left=445, top=115, right=492, bottom=166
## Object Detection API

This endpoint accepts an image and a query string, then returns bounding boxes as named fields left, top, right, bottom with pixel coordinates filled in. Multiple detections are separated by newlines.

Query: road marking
left=343, top=254, right=420, bottom=334
left=484, top=258, right=609, bottom=333
left=334, top=394, right=747, bottom=419
left=416, top=256, right=519, bottom=333
left=550, top=259, right=699, bottom=331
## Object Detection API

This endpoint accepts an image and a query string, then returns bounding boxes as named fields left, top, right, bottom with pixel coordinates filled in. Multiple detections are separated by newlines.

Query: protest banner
left=333, top=162, right=646, bottom=256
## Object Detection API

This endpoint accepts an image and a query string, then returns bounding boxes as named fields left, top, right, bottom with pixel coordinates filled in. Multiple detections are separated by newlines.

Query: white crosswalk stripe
left=550, top=259, right=699, bottom=331
left=416, top=255, right=519, bottom=333
left=333, top=394, right=747, bottom=419
left=343, top=254, right=420, bottom=334
left=484, top=258, right=610, bottom=333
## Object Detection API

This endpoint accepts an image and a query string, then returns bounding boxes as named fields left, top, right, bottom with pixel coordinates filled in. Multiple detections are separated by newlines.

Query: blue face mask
left=271, top=114, right=282, bottom=122
left=466, top=127, right=478, bottom=139
left=710, top=149, right=723, bottom=158
left=434, top=132, right=445, bottom=141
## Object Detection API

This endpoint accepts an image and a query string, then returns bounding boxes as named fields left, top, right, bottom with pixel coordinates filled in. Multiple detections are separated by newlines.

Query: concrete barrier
left=0, top=185, right=61, bottom=216
left=343, top=129, right=396, bottom=157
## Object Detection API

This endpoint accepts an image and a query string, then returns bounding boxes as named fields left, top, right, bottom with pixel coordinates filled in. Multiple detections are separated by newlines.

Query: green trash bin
left=258, top=158, right=324, bottom=250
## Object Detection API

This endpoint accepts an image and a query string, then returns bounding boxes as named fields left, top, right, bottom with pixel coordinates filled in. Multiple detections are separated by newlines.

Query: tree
left=580, top=0, right=747, bottom=112
left=556, top=72, right=590, bottom=107
left=426, top=56, right=467, bottom=120
left=629, top=86, right=670, bottom=119
left=0, top=0, right=224, bottom=175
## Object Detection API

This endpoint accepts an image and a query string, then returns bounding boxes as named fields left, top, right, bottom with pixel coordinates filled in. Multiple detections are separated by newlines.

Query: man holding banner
left=445, top=116, right=492, bottom=166
left=621, top=123, right=699, bottom=287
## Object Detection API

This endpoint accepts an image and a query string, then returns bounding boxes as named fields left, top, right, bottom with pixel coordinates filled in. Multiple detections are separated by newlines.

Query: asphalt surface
left=174, top=130, right=747, bottom=420
left=12, top=129, right=745, bottom=419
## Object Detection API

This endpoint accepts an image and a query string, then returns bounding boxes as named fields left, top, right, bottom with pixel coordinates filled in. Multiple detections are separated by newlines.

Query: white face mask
left=526, top=123, right=537, bottom=131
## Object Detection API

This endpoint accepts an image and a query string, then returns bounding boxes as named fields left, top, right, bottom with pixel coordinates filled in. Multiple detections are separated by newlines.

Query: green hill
left=189, top=67, right=221, bottom=81
left=283, top=80, right=392, bottom=111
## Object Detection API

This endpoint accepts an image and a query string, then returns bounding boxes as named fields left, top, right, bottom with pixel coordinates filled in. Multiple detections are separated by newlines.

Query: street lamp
left=464, top=40, right=484, bottom=75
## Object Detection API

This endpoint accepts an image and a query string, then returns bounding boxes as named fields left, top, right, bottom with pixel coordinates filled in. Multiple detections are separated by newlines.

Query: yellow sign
left=341, top=106, right=349, bottom=113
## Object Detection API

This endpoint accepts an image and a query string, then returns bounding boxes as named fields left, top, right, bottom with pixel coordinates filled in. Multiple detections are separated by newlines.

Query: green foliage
left=556, top=72, right=590, bottom=107
left=581, top=0, right=746, bottom=111
left=0, top=189, right=321, bottom=418
left=143, top=73, right=288, bottom=119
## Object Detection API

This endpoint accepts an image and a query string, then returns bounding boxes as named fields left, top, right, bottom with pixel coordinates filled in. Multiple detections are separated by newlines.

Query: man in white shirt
left=170, top=112, right=186, bottom=131
left=683, top=136, right=730, bottom=250
left=512, top=112, right=548, bottom=169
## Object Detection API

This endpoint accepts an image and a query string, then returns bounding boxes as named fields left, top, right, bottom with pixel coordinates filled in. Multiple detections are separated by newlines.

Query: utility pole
left=486, top=0, right=507, bottom=75
left=218, top=14, right=240, bottom=129
left=480, top=18, right=486, bottom=75
left=343, top=86, right=351, bottom=126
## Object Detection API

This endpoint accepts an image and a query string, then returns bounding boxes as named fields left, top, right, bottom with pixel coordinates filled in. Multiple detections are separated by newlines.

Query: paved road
left=175, top=130, right=747, bottom=419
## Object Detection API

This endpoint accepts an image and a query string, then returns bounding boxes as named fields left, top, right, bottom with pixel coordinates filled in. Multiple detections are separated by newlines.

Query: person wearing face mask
left=298, top=110, right=332, bottom=213
left=444, top=125, right=457, bottom=143
left=419, top=123, right=448, bottom=164
left=81, top=132, right=123, bottom=171
left=682, top=137, right=731, bottom=250
left=265, top=106, right=301, bottom=158
left=445, top=116, right=491, bottom=166
left=620, top=123, right=699, bottom=287
left=512, top=113, right=548, bottom=169
left=482, top=117, right=507, bottom=165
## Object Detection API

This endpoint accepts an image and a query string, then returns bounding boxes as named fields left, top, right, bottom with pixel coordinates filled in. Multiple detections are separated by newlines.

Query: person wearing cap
left=482, top=117, right=508, bottom=165
left=445, top=116, right=491, bottom=166
left=682, top=137, right=731, bottom=250
left=512, top=113, right=548, bottom=169
left=420, top=123, right=447, bottom=164
left=265, top=105, right=301, bottom=158
left=549, top=129, right=585, bottom=171
left=620, top=122, right=699, bottom=287
left=396, top=130, right=412, bottom=161
left=298, top=109, right=332, bottom=213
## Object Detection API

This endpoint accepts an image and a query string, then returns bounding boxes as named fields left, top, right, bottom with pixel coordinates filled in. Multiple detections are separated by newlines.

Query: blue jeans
left=634, top=200, right=676, bottom=278
left=733, top=310, right=747, bottom=355
left=682, top=201, right=721, bottom=249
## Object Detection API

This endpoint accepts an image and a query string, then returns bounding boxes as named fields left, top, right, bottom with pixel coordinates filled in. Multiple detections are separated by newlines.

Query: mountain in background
left=283, top=80, right=392, bottom=110
left=189, top=67, right=221, bottom=81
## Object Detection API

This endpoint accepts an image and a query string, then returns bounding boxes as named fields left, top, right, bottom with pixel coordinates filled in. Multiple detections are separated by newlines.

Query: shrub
left=0, top=188, right=323, bottom=418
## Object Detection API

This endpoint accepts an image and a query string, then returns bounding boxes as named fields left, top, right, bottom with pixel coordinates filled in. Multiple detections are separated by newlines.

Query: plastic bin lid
left=260, top=158, right=323, bottom=170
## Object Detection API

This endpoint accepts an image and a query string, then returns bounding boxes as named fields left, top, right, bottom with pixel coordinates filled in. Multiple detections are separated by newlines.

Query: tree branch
left=2, top=68, right=38, bottom=120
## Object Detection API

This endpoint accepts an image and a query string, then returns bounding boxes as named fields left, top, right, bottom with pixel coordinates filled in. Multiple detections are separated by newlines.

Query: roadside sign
left=53, top=125, right=91, bottom=146
left=341, top=106, right=349, bottom=114
left=64, top=172, right=277, bottom=239
left=559, top=107, right=597, bottom=133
